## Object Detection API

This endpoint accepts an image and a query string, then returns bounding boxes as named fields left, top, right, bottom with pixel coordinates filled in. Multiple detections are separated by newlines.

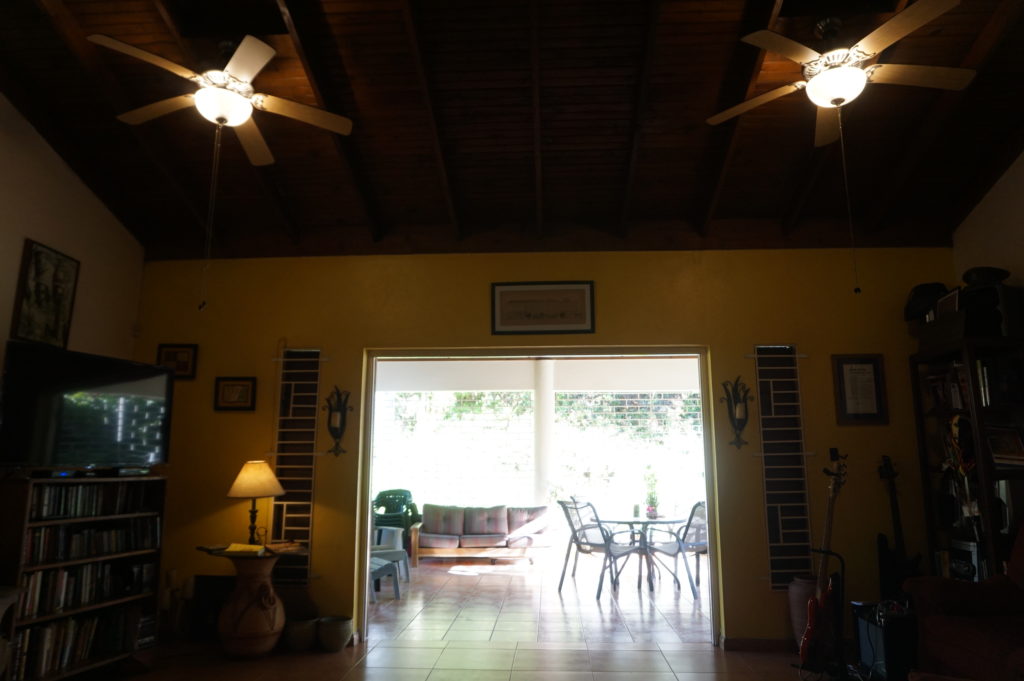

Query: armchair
left=373, top=489, right=420, bottom=539
left=903, top=528, right=1024, bottom=681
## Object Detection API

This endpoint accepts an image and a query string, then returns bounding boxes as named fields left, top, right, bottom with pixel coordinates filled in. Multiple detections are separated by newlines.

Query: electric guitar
left=877, top=455, right=921, bottom=599
left=799, top=448, right=847, bottom=671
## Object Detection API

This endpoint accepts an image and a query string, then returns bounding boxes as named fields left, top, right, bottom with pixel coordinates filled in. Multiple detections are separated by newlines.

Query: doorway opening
left=360, top=347, right=717, bottom=645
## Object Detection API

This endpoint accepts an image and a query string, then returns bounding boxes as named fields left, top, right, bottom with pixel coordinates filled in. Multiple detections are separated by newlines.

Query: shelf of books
left=0, top=475, right=164, bottom=681
left=911, top=339, right=1024, bottom=582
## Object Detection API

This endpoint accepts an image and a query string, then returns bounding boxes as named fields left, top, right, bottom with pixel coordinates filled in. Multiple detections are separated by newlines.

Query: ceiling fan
left=706, top=0, right=975, bottom=146
left=87, top=33, right=353, bottom=165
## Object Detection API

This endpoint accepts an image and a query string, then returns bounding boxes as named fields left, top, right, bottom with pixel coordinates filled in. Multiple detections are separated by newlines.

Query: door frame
left=356, top=345, right=720, bottom=645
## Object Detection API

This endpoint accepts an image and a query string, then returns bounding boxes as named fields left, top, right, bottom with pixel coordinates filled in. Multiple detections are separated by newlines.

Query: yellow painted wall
left=136, top=247, right=954, bottom=643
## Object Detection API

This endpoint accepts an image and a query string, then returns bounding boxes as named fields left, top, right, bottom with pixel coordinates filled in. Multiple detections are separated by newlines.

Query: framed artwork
left=156, top=343, right=198, bottom=379
left=9, top=239, right=80, bottom=348
left=214, top=377, right=257, bottom=411
left=491, top=281, right=595, bottom=335
left=985, top=426, right=1024, bottom=457
left=832, top=354, right=889, bottom=426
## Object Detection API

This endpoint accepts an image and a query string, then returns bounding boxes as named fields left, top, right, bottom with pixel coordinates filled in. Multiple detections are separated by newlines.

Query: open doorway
left=360, top=347, right=717, bottom=645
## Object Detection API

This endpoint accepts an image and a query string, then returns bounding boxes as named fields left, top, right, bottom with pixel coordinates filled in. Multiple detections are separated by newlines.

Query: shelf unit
left=910, top=337, right=1024, bottom=582
left=0, top=475, right=164, bottom=681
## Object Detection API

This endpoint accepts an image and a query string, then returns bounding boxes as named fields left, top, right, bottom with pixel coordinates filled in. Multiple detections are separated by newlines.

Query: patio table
left=601, top=516, right=686, bottom=591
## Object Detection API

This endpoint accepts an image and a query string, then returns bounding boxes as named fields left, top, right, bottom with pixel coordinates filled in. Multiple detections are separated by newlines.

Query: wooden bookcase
left=0, top=475, right=164, bottom=681
left=910, top=338, right=1024, bottom=582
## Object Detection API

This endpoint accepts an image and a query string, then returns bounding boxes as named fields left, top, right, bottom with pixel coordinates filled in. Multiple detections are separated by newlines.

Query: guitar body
left=799, top=574, right=838, bottom=670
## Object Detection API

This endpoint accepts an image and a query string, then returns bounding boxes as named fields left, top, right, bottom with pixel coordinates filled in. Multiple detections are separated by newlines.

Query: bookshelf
left=910, top=338, right=1024, bottom=582
left=0, top=475, right=164, bottom=681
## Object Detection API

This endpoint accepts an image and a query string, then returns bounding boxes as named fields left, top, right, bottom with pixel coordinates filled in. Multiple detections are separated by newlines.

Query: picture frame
left=985, top=426, right=1024, bottom=457
left=9, top=239, right=80, bottom=349
left=156, top=343, right=199, bottom=380
left=935, top=287, right=960, bottom=318
left=491, top=281, right=595, bottom=335
left=832, top=354, right=889, bottom=426
left=214, top=377, right=257, bottom=412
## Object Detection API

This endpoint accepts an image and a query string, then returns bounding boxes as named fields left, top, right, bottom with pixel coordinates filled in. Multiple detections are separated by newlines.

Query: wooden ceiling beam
left=782, top=145, right=834, bottom=235
left=866, top=0, right=1024, bottom=233
left=151, top=0, right=302, bottom=248
left=275, top=0, right=387, bottom=242
left=402, top=0, right=461, bottom=241
left=531, top=0, right=545, bottom=238
left=618, top=0, right=661, bottom=238
left=33, top=0, right=206, bottom=239
left=697, top=0, right=785, bottom=237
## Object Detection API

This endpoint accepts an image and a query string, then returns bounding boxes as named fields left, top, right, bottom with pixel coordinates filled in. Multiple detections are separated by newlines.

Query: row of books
left=18, top=561, right=155, bottom=620
left=9, top=607, right=143, bottom=681
left=29, top=481, right=159, bottom=521
left=22, top=517, right=161, bottom=566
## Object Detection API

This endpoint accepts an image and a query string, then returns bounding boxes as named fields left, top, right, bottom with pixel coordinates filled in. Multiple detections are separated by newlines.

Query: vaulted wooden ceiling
left=1, top=0, right=1022, bottom=260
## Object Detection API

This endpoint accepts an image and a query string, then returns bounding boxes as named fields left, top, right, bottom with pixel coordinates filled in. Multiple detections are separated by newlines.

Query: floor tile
left=434, top=647, right=517, bottom=670
left=513, top=647, right=592, bottom=671
left=363, top=646, right=445, bottom=668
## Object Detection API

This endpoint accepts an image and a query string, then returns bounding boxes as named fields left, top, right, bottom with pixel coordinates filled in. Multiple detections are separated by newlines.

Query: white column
left=534, top=359, right=555, bottom=505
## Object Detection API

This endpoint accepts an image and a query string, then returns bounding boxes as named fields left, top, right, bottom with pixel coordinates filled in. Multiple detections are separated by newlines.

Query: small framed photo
left=832, top=354, right=889, bottom=426
left=935, top=288, right=960, bottom=318
left=157, top=343, right=198, bottom=380
left=491, top=281, right=595, bottom=335
left=985, top=426, right=1024, bottom=457
left=214, top=377, right=257, bottom=411
left=9, top=239, right=80, bottom=349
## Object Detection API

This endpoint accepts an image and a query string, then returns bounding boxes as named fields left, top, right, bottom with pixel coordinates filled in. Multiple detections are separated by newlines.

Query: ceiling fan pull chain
left=837, top=108, right=862, bottom=295
left=199, top=124, right=224, bottom=312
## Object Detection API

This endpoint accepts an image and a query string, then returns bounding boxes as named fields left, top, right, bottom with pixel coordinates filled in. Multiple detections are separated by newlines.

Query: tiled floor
left=129, top=546, right=801, bottom=681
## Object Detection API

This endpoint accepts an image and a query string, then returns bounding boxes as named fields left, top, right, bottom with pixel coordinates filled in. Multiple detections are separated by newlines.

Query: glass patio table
left=601, top=516, right=686, bottom=591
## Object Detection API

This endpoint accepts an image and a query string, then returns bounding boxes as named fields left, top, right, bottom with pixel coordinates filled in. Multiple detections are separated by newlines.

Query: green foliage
left=555, top=391, right=702, bottom=445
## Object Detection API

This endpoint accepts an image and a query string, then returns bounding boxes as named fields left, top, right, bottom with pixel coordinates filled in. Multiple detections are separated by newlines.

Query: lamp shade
left=194, top=85, right=253, bottom=127
left=805, top=65, right=867, bottom=108
left=227, top=460, right=285, bottom=498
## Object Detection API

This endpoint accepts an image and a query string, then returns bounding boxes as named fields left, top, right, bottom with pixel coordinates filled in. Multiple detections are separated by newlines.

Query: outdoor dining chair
left=648, top=500, right=708, bottom=598
left=557, top=499, right=640, bottom=598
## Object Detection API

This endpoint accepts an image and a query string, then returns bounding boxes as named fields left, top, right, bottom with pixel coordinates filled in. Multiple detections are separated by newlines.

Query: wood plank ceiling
left=0, top=0, right=1021, bottom=260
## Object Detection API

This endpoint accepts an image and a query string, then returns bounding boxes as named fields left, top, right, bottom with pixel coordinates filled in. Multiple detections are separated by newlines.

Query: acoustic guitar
left=800, top=447, right=848, bottom=671
left=877, top=455, right=921, bottom=599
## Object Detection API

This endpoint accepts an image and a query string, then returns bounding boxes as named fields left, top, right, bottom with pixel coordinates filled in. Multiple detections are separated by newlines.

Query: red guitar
left=800, top=448, right=847, bottom=671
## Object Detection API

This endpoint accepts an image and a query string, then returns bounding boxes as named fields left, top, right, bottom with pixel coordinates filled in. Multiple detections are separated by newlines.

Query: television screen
left=0, top=341, right=173, bottom=470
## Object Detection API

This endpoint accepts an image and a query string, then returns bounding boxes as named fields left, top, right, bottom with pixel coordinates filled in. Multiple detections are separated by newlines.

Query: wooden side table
left=198, top=548, right=285, bottom=656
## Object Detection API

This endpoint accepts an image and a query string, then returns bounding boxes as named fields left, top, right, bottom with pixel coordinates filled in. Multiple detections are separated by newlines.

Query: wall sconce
left=721, top=376, right=753, bottom=449
left=324, top=386, right=351, bottom=456
left=227, top=460, right=285, bottom=544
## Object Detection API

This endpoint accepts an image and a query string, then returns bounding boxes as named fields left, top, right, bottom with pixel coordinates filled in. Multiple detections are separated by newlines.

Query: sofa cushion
left=460, top=534, right=508, bottom=548
left=422, top=504, right=465, bottom=536
left=419, top=532, right=461, bottom=549
left=507, top=506, right=548, bottom=534
left=923, top=614, right=1024, bottom=681
left=464, top=506, right=509, bottom=535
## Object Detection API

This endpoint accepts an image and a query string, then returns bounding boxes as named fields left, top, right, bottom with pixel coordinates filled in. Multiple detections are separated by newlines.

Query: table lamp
left=227, top=460, right=285, bottom=544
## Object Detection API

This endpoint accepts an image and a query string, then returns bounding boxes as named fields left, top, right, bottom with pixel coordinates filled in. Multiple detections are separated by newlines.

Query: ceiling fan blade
left=868, top=63, right=975, bottom=90
left=117, top=94, right=195, bottom=125
left=852, top=0, right=960, bottom=57
left=706, top=83, right=804, bottom=126
left=224, top=35, right=276, bottom=83
left=255, top=94, right=353, bottom=136
left=87, top=34, right=198, bottom=81
left=814, top=107, right=839, bottom=147
left=234, top=119, right=275, bottom=166
left=742, top=30, right=820, bottom=65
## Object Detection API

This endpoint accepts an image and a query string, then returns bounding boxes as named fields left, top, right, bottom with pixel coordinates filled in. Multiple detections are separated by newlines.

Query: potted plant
left=644, top=468, right=659, bottom=518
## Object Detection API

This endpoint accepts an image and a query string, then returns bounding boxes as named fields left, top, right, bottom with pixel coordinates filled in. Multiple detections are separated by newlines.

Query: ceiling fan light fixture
left=194, top=85, right=253, bottom=126
left=805, top=65, right=867, bottom=108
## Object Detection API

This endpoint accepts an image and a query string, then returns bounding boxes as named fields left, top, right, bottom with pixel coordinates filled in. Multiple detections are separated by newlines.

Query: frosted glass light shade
left=227, top=460, right=284, bottom=498
left=195, top=86, right=253, bottom=126
left=805, top=66, right=867, bottom=108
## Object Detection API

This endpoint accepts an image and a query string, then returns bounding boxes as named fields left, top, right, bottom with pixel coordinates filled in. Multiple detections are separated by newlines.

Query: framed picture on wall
left=491, top=281, right=595, bottom=334
left=832, top=354, right=889, bottom=425
left=157, top=343, right=199, bottom=379
left=214, top=377, right=257, bottom=411
left=9, top=239, right=80, bottom=349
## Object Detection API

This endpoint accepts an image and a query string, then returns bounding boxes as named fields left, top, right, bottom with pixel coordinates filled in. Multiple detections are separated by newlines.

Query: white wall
left=0, top=94, right=144, bottom=363
left=953, top=151, right=1024, bottom=286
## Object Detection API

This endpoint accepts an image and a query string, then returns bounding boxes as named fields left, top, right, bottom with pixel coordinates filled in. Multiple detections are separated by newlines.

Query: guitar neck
left=886, top=478, right=906, bottom=556
left=816, top=491, right=838, bottom=595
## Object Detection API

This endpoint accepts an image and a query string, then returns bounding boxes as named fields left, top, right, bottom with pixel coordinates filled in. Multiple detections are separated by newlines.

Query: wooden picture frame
left=985, top=426, right=1024, bottom=457
left=156, top=343, right=199, bottom=380
left=832, top=354, right=889, bottom=426
left=491, top=281, right=595, bottom=335
left=214, top=377, right=257, bottom=412
left=9, top=239, right=80, bottom=349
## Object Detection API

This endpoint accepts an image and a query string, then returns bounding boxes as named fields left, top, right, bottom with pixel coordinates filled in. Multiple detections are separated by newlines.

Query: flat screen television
left=0, top=340, right=173, bottom=471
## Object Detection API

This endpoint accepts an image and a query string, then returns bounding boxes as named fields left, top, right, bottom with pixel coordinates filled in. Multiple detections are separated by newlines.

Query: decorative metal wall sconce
left=324, top=386, right=351, bottom=456
left=721, top=376, right=753, bottom=449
